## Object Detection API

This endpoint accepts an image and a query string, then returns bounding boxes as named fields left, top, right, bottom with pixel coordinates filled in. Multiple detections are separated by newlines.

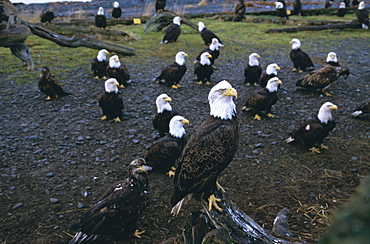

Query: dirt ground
left=1, top=6, right=370, bottom=244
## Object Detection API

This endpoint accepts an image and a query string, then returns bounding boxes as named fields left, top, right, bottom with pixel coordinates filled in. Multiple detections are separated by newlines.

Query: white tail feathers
left=171, top=198, right=184, bottom=216
left=240, top=106, right=252, bottom=111
left=351, top=111, right=363, bottom=117
left=285, top=137, right=295, bottom=143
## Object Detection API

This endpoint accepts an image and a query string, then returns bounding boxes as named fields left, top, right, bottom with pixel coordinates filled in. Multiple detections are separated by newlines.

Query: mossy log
left=22, top=21, right=136, bottom=56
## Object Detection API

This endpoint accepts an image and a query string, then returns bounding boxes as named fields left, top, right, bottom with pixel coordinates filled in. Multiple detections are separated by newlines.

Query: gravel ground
left=1, top=5, right=370, bottom=243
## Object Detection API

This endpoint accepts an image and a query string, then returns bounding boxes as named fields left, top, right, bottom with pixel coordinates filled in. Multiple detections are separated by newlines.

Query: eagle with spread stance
left=171, top=80, right=239, bottom=215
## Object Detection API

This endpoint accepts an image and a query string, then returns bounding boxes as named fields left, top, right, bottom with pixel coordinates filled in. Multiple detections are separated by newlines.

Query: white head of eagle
left=175, top=51, right=188, bottom=66
left=97, top=7, right=104, bottom=15
left=113, top=1, right=119, bottom=8
left=173, top=16, right=181, bottom=26
left=198, top=21, right=205, bottom=32
left=109, top=55, right=121, bottom=68
left=169, top=115, right=190, bottom=138
left=290, top=38, right=301, bottom=50
left=156, top=94, right=172, bottom=113
left=318, top=102, right=338, bottom=124
left=249, top=53, right=261, bottom=66
left=97, top=49, right=109, bottom=62
left=326, top=52, right=338, bottom=63
left=208, top=80, right=237, bottom=120
left=104, top=78, right=119, bottom=93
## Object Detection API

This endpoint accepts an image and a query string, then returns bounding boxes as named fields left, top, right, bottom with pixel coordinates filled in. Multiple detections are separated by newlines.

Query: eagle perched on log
left=171, top=80, right=239, bottom=215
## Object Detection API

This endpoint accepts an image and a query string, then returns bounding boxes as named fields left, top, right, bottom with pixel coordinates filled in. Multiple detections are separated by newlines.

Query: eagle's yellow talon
left=309, top=147, right=321, bottom=153
left=254, top=114, right=262, bottom=120
left=45, top=96, right=51, bottom=100
left=208, top=194, right=222, bottom=212
left=102, top=76, right=107, bottom=79
left=100, top=115, right=107, bottom=121
left=133, top=229, right=145, bottom=238
left=196, top=81, right=203, bottom=85
left=216, top=181, right=225, bottom=192
left=113, top=117, right=121, bottom=122
left=292, top=68, right=297, bottom=72
left=176, top=84, right=183, bottom=88
left=119, top=84, right=126, bottom=88
left=267, top=113, right=275, bottom=118
left=171, top=85, right=179, bottom=89
left=319, top=144, right=329, bottom=150
left=94, top=76, right=99, bottom=79
left=166, top=166, right=176, bottom=177
left=205, top=81, right=212, bottom=85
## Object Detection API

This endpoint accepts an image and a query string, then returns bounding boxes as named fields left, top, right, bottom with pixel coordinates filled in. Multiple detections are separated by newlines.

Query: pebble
left=13, top=202, right=23, bottom=210
left=46, top=173, right=54, bottom=177
left=77, top=203, right=85, bottom=209
left=50, top=198, right=59, bottom=204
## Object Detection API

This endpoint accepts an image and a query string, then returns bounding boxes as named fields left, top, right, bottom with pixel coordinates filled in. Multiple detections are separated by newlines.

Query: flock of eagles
left=33, top=0, right=370, bottom=243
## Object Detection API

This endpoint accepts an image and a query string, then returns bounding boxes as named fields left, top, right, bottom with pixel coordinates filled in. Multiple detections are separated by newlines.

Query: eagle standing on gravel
left=152, top=94, right=180, bottom=137
left=38, top=66, right=71, bottom=100
left=69, top=158, right=151, bottom=244
left=171, top=80, right=239, bottom=216
left=194, top=52, right=214, bottom=85
left=241, top=77, right=282, bottom=120
left=91, top=49, right=109, bottom=79
left=144, top=115, right=189, bottom=174
left=161, top=16, right=181, bottom=44
left=155, top=51, right=188, bottom=89
left=289, top=38, right=314, bottom=72
left=356, top=1, right=369, bottom=29
left=95, top=7, right=107, bottom=29
left=285, top=102, right=337, bottom=153
left=106, top=55, right=131, bottom=88
left=244, top=53, right=262, bottom=86
left=296, top=65, right=350, bottom=96
left=98, top=78, right=124, bottom=122
left=198, top=21, right=223, bottom=46
left=259, top=63, right=280, bottom=88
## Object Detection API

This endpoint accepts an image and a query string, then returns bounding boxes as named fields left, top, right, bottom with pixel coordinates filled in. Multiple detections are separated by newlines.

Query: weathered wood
left=0, top=24, right=30, bottom=46
left=22, top=21, right=136, bottom=56
left=266, top=22, right=362, bottom=33
left=180, top=191, right=297, bottom=244
left=144, top=10, right=198, bottom=33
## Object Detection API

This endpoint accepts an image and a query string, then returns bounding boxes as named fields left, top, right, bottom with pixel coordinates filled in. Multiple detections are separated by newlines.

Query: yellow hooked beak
left=276, top=80, right=283, bottom=85
left=223, top=87, right=238, bottom=98
left=330, top=104, right=338, bottom=110
left=163, top=96, right=172, bottom=102
left=276, top=66, right=281, bottom=71
left=114, top=81, right=120, bottom=87
left=181, top=119, right=190, bottom=125
left=207, top=54, right=212, bottom=58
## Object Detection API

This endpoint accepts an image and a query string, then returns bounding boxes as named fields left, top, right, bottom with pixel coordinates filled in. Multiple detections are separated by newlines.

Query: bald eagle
left=98, top=78, right=124, bottom=122
left=290, top=38, right=314, bottom=72
left=40, top=8, right=54, bottom=25
left=244, top=53, right=262, bottom=86
left=171, top=80, right=239, bottom=216
left=161, top=16, right=181, bottom=44
left=95, top=7, right=107, bottom=29
left=356, top=1, right=369, bottom=29
left=198, top=22, right=222, bottom=46
left=241, top=77, right=282, bottom=120
left=337, top=2, right=347, bottom=17
left=112, top=1, right=122, bottom=20
left=145, top=116, right=189, bottom=174
left=152, top=94, right=180, bottom=137
left=91, top=49, right=109, bottom=79
left=233, top=0, right=246, bottom=22
left=155, top=51, right=188, bottom=89
left=38, top=66, right=71, bottom=100
left=156, top=0, right=166, bottom=12
left=259, top=63, right=280, bottom=88
left=296, top=65, right=350, bottom=96
left=275, top=1, right=289, bottom=19
left=194, top=52, right=214, bottom=85
left=351, top=98, right=370, bottom=117
left=107, top=55, right=130, bottom=88
left=286, top=102, right=337, bottom=153
left=195, top=38, right=224, bottom=65
left=69, top=158, right=151, bottom=244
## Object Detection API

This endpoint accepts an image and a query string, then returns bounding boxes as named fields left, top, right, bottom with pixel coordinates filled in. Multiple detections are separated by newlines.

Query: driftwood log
left=1, top=0, right=34, bottom=70
left=266, top=21, right=362, bottom=33
left=22, top=21, right=136, bottom=56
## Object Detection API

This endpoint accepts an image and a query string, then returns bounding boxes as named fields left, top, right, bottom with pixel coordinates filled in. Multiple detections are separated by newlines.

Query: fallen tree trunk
left=22, top=21, right=136, bottom=56
left=266, top=22, right=362, bottom=33
left=144, top=10, right=198, bottom=33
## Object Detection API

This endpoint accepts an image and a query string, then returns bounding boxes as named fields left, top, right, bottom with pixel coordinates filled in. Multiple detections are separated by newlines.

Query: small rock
left=46, top=173, right=54, bottom=177
left=50, top=198, right=59, bottom=204
left=13, top=202, right=23, bottom=210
